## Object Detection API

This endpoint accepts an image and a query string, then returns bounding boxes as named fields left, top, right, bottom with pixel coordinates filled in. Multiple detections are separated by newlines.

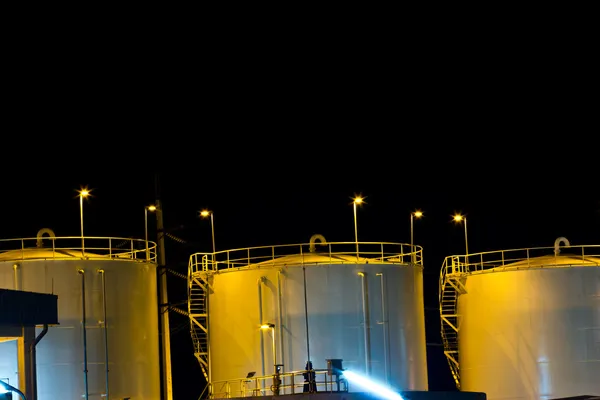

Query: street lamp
left=78, top=187, right=90, bottom=254
left=145, top=205, right=157, bottom=260
left=352, top=196, right=364, bottom=260
left=260, top=323, right=277, bottom=373
left=453, top=214, right=469, bottom=264
left=199, top=210, right=216, bottom=254
left=410, top=210, right=423, bottom=264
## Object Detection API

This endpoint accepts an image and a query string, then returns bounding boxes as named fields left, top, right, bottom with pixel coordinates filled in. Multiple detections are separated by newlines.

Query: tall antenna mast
left=156, top=173, right=173, bottom=400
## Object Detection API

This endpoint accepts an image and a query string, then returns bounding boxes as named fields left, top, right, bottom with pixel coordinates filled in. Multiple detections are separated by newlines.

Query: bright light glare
left=260, top=323, right=274, bottom=330
left=343, top=370, right=403, bottom=400
left=453, top=214, right=464, bottom=222
left=200, top=210, right=210, bottom=217
left=0, top=380, right=8, bottom=394
left=413, top=210, right=423, bottom=218
left=354, top=197, right=363, bottom=204
left=79, top=189, right=90, bottom=197
left=147, top=205, right=157, bottom=212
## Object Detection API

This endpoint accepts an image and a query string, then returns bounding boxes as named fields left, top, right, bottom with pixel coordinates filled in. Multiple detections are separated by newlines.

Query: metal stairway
left=439, top=256, right=467, bottom=389
left=189, top=265, right=210, bottom=382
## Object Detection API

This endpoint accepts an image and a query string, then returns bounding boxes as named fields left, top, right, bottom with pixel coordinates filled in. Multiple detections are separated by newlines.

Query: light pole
left=410, top=210, right=423, bottom=264
left=145, top=205, right=157, bottom=260
left=199, top=210, right=216, bottom=254
left=261, top=323, right=276, bottom=371
left=352, top=196, right=364, bottom=260
left=78, top=188, right=90, bottom=254
left=453, top=214, right=469, bottom=265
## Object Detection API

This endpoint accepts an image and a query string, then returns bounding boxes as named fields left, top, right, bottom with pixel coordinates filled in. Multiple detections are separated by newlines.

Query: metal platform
left=220, top=391, right=487, bottom=400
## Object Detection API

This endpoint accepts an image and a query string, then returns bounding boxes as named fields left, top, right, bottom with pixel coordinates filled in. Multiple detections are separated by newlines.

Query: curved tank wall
left=457, top=254, right=600, bottom=399
left=207, top=253, right=428, bottom=393
left=0, top=248, right=161, bottom=400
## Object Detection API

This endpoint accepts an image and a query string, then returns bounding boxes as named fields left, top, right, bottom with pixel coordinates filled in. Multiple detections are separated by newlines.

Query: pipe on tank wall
left=276, top=270, right=285, bottom=371
left=302, top=266, right=311, bottom=365
left=376, top=273, right=390, bottom=385
left=29, top=324, right=49, bottom=399
left=98, top=269, right=110, bottom=399
left=257, top=276, right=266, bottom=387
left=358, top=272, right=371, bottom=376
left=13, top=263, right=19, bottom=290
left=78, top=269, right=90, bottom=400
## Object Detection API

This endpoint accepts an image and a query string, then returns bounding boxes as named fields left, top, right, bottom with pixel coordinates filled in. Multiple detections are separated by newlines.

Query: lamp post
left=410, top=210, right=423, bottom=264
left=352, top=196, right=364, bottom=260
left=145, top=205, right=157, bottom=260
left=78, top=188, right=90, bottom=254
left=199, top=210, right=216, bottom=254
left=453, top=214, right=469, bottom=265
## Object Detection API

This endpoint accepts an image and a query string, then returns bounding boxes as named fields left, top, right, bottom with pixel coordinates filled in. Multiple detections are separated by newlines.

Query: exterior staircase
left=189, top=255, right=210, bottom=382
left=439, top=256, right=467, bottom=389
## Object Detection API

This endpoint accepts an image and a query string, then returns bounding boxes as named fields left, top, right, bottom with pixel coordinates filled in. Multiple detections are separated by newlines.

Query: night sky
left=2, top=163, right=598, bottom=398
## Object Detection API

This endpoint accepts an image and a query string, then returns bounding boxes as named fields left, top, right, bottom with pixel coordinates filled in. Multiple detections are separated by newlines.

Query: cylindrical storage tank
left=189, top=238, right=428, bottom=398
left=446, top=240, right=600, bottom=399
left=0, top=232, right=161, bottom=400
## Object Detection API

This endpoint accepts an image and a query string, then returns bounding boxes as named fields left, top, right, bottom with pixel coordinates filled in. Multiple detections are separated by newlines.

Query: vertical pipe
left=410, top=214, right=414, bottom=264
left=353, top=203, right=359, bottom=260
left=13, top=264, right=19, bottom=290
left=145, top=208, right=149, bottom=260
left=210, top=213, right=216, bottom=254
left=276, top=271, right=285, bottom=371
left=258, top=277, right=266, bottom=387
left=155, top=198, right=173, bottom=400
left=80, top=195, right=85, bottom=255
left=302, top=266, right=311, bottom=364
left=78, top=269, right=89, bottom=400
left=377, top=273, right=390, bottom=384
left=99, top=269, right=110, bottom=399
left=358, top=272, right=371, bottom=376
left=464, top=218, right=469, bottom=267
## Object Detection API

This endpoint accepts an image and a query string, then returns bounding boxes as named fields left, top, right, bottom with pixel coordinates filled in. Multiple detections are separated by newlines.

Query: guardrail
left=442, top=244, right=600, bottom=277
left=189, top=241, right=423, bottom=274
left=0, top=236, right=157, bottom=262
left=209, top=369, right=347, bottom=398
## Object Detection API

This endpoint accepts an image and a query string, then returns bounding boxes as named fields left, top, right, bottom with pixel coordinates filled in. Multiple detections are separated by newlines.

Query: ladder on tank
left=189, top=264, right=210, bottom=382
left=439, top=256, right=467, bottom=389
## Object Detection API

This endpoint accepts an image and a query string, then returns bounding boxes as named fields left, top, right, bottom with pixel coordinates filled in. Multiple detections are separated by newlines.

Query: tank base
left=225, top=391, right=487, bottom=400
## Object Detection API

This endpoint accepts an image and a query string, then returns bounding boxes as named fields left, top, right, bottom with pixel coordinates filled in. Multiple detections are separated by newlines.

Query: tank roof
left=0, top=248, right=104, bottom=261
left=250, top=252, right=369, bottom=266
left=497, top=253, right=600, bottom=270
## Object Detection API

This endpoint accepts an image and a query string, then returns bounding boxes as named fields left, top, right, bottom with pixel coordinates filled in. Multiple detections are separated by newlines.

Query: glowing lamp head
left=200, top=210, right=211, bottom=218
left=79, top=189, right=90, bottom=197
left=413, top=210, right=423, bottom=218
left=453, top=214, right=464, bottom=222
left=147, top=205, right=157, bottom=212
left=353, top=197, right=363, bottom=205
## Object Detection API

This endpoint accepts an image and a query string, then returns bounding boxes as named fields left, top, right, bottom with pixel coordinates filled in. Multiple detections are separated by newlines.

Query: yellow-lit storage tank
left=439, top=237, right=600, bottom=400
left=0, top=229, right=161, bottom=400
left=189, top=235, right=428, bottom=398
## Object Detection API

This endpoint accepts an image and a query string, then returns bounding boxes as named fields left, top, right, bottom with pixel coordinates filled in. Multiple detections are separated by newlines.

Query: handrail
left=0, top=236, right=158, bottom=262
left=189, top=241, right=423, bottom=273
left=442, top=244, right=600, bottom=277
left=208, top=368, right=347, bottom=399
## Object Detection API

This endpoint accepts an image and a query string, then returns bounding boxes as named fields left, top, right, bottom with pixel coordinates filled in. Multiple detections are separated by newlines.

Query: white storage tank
left=189, top=235, right=428, bottom=398
left=439, top=237, right=600, bottom=399
left=0, top=229, right=161, bottom=400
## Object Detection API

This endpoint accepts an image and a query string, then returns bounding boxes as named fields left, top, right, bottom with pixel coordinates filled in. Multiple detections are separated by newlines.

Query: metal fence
left=189, top=241, right=423, bottom=274
left=0, top=236, right=157, bottom=262
left=209, top=369, right=347, bottom=398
